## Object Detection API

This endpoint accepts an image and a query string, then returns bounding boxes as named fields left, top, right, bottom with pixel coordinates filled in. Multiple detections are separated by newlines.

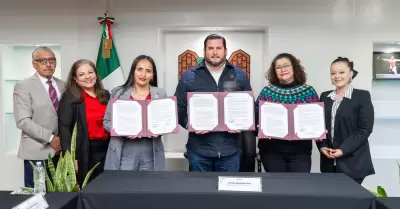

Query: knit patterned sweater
left=255, top=83, right=319, bottom=105
left=255, top=82, right=320, bottom=154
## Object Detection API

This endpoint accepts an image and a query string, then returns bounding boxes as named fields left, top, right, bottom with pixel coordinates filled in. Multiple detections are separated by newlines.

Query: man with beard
left=175, top=34, right=252, bottom=172
left=13, top=47, right=65, bottom=187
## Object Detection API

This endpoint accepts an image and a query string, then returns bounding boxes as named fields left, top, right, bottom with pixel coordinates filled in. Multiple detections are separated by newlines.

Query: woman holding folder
left=255, top=53, right=320, bottom=173
left=103, top=55, right=167, bottom=171
left=58, top=59, right=111, bottom=186
left=317, top=57, right=375, bottom=184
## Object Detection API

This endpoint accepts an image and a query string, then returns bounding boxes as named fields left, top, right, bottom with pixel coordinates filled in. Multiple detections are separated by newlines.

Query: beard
left=205, top=57, right=226, bottom=67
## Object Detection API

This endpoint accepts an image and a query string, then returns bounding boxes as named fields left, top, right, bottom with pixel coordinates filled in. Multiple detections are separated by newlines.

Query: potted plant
left=24, top=123, right=100, bottom=192
left=369, top=162, right=400, bottom=197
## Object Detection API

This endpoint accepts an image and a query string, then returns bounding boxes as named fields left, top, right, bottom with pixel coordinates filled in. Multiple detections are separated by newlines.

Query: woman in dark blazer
left=58, top=59, right=110, bottom=186
left=317, top=57, right=375, bottom=184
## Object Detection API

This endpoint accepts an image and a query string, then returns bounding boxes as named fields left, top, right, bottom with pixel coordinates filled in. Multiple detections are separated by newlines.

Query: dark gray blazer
left=103, top=86, right=167, bottom=171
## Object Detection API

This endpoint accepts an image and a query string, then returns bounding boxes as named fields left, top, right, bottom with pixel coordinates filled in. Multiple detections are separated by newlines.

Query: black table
left=0, top=191, right=78, bottom=209
left=377, top=197, right=400, bottom=209
left=80, top=171, right=377, bottom=209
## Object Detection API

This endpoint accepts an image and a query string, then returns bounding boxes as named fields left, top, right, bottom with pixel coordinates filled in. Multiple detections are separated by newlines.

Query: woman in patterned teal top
left=255, top=53, right=320, bottom=173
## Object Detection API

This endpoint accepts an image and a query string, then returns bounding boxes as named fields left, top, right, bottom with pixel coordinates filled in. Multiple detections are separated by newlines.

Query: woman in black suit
left=317, top=57, right=375, bottom=184
left=58, top=59, right=110, bottom=187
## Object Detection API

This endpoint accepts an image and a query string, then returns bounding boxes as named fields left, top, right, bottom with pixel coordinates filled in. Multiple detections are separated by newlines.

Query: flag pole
left=96, top=0, right=124, bottom=90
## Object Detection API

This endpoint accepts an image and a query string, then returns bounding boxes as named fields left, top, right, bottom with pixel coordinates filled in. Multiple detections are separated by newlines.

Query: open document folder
left=187, top=91, right=255, bottom=132
left=110, top=96, right=179, bottom=137
left=258, top=101, right=326, bottom=140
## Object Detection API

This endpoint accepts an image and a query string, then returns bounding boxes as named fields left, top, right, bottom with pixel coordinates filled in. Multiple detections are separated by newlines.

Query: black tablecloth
left=376, top=197, right=400, bottom=209
left=80, top=171, right=376, bottom=209
left=0, top=191, right=78, bottom=209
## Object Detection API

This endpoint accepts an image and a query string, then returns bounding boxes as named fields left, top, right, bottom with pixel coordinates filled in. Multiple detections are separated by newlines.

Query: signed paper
left=147, top=98, right=177, bottom=135
left=260, top=102, right=288, bottom=138
left=224, top=92, right=254, bottom=130
left=189, top=94, right=219, bottom=130
left=112, top=100, right=142, bottom=136
left=12, top=194, right=49, bottom=209
left=293, top=103, right=325, bottom=139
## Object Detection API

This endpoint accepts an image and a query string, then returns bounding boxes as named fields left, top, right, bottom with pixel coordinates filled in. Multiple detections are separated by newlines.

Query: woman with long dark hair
left=58, top=59, right=110, bottom=186
left=103, top=55, right=167, bottom=171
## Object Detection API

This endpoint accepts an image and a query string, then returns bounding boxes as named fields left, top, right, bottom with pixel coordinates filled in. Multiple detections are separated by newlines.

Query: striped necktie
left=46, top=80, right=59, bottom=111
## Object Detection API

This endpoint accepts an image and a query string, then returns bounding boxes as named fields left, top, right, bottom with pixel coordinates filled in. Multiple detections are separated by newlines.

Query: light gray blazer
left=13, top=73, right=65, bottom=160
left=103, top=86, right=167, bottom=171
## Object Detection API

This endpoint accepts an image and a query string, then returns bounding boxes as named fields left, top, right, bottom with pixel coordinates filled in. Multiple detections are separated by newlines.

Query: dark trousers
left=24, top=155, right=59, bottom=188
left=260, top=151, right=311, bottom=172
left=186, top=149, right=240, bottom=172
left=87, top=140, right=109, bottom=183
left=322, top=164, right=365, bottom=184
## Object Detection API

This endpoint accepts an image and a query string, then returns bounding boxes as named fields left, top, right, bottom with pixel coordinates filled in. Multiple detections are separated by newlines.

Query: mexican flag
left=96, top=15, right=125, bottom=91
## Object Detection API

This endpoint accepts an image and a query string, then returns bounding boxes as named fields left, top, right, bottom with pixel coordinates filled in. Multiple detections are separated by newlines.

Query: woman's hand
left=260, top=137, right=272, bottom=140
left=330, top=149, right=344, bottom=158
left=319, top=147, right=333, bottom=159
left=312, top=130, right=328, bottom=141
left=127, top=135, right=140, bottom=139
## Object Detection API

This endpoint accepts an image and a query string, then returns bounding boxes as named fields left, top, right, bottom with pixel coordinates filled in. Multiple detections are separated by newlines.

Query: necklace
left=133, top=87, right=149, bottom=96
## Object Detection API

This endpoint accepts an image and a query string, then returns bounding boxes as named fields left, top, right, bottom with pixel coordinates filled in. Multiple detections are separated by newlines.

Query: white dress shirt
left=327, top=85, right=354, bottom=165
left=205, top=61, right=226, bottom=85
left=37, top=72, right=61, bottom=101
left=36, top=72, right=61, bottom=142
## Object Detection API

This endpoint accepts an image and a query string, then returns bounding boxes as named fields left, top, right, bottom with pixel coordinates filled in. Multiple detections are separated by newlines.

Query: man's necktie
left=47, top=80, right=59, bottom=111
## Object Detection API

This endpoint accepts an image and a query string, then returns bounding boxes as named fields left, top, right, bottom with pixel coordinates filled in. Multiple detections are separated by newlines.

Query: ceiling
left=0, top=0, right=388, bottom=11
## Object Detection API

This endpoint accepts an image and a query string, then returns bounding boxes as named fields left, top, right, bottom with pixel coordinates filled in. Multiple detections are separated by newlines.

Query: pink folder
left=187, top=91, right=255, bottom=132
left=258, top=101, right=327, bottom=140
left=110, top=96, right=179, bottom=137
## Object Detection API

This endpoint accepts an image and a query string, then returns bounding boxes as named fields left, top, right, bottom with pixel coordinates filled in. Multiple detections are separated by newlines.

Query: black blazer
left=58, top=90, right=110, bottom=186
left=317, top=88, right=375, bottom=180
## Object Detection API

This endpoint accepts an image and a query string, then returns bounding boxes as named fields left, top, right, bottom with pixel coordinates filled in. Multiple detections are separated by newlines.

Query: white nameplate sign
left=12, top=194, right=49, bottom=209
left=218, top=176, right=262, bottom=192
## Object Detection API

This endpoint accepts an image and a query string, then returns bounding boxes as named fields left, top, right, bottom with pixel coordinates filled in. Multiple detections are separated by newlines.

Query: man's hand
left=50, top=136, right=61, bottom=152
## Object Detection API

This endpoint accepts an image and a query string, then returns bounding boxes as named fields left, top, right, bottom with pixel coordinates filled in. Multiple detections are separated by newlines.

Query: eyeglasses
left=34, top=58, right=56, bottom=65
left=275, top=64, right=292, bottom=71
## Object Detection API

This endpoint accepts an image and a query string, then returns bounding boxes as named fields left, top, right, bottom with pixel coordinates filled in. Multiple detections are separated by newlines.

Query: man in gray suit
left=13, top=46, right=65, bottom=187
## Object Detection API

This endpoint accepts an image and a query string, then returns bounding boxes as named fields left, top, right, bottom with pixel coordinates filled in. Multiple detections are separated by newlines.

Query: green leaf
left=65, top=151, right=77, bottom=190
left=72, top=184, right=80, bottom=192
left=43, top=161, right=55, bottom=192
left=82, top=162, right=101, bottom=188
left=28, top=161, right=39, bottom=185
left=20, top=187, right=33, bottom=191
left=377, top=186, right=388, bottom=197
left=55, top=153, right=65, bottom=192
left=71, top=123, right=77, bottom=162
left=47, top=153, right=56, bottom=181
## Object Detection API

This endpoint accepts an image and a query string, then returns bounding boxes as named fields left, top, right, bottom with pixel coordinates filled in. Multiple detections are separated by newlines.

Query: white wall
left=1, top=0, right=400, bottom=195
